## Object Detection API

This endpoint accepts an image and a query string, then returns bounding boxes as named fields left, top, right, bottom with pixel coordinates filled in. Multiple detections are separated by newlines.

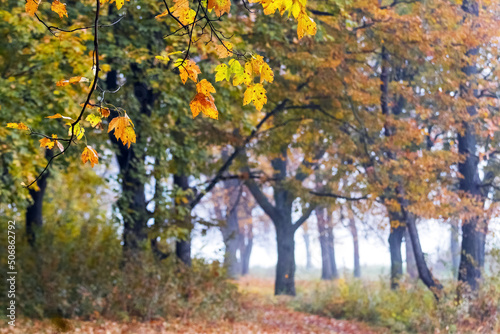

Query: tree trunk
left=457, top=0, right=483, bottom=292
left=275, top=225, right=296, bottom=295
left=348, top=216, right=361, bottom=278
left=450, top=221, right=460, bottom=279
left=403, top=209, right=443, bottom=299
left=303, top=224, right=313, bottom=270
left=316, top=207, right=334, bottom=279
left=173, top=173, right=192, bottom=266
left=405, top=228, right=418, bottom=279
left=240, top=223, right=253, bottom=276
left=388, top=211, right=405, bottom=289
left=107, top=68, right=152, bottom=259
left=26, top=151, right=51, bottom=247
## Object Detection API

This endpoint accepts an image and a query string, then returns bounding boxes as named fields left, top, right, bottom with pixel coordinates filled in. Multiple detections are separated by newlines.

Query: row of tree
left=2, top=0, right=500, bottom=302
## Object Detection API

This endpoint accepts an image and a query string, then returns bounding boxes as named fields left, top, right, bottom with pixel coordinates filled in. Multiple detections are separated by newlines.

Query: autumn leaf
left=190, top=93, right=218, bottom=119
left=196, top=79, right=216, bottom=96
left=86, top=114, right=102, bottom=127
left=260, top=63, right=274, bottom=84
left=297, top=13, right=316, bottom=39
left=215, top=42, right=233, bottom=59
left=39, top=137, right=55, bottom=149
left=81, top=146, right=99, bottom=167
left=215, top=63, right=230, bottom=82
left=46, top=113, right=72, bottom=120
left=99, top=107, right=110, bottom=118
left=108, top=114, right=136, bottom=148
left=56, top=76, right=89, bottom=87
left=25, top=0, right=40, bottom=17
left=51, top=0, right=67, bottom=19
left=207, top=0, right=231, bottom=16
left=68, top=122, right=85, bottom=140
left=175, top=59, right=201, bottom=84
left=6, top=122, right=29, bottom=131
left=243, top=84, right=267, bottom=111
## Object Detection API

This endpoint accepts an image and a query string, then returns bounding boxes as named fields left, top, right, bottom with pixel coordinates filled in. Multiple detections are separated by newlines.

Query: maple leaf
left=86, top=114, right=102, bottom=127
left=215, top=42, right=233, bottom=59
left=231, top=60, right=252, bottom=86
left=25, top=0, right=40, bottom=17
left=56, top=76, right=89, bottom=87
left=51, top=0, right=67, bottom=19
left=250, top=55, right=265, bottom=75
left=7, top=123, right=29, bottom=131
left=175, top=59, right=201, bottom=84
left=208, top=0, right=231, bottom=17
left=260, top=63, right=274, bottom=83
left=190, top=93, right=218, bottom=119
left=243, top=84, right=267, bottom=111
left=297, top=13, right=316, bottom=39
left=68, top=122, right=85, bottom=140
left=46, top=113, right=72, bottom=120
left=81, top=146, right=99, bottom=167
left=108, top=114, right=136, bottom=148
left=215, top=63, right=230, bottom=82
left=99, top=107, right=110, bottom=118
left=39, top=137, right=55, bottom=149
left=196, top=79, right=216, bottom=96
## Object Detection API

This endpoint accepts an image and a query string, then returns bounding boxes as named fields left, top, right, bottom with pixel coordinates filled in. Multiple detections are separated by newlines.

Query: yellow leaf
left=85, top=114, right=102, bottom=127
left=260, top=63, right=274, bottom=84
left=68, top=122, right=85, bottom=140
left=190, top=93, right=218, bottom=119
left=81, top=146, right=99, bottom=167
left=196, top=79, right=216, bottom=96
left=215, top=63, right=230, bottom=82
left=25, top=0, right=40, bottom=17
left=243, top=84, right=267, bottom=111
left=6, top=122, right=29, bottom=131
left=297, top=13, right=316, bottom=39
left=51, top=0, right=67, bottom=19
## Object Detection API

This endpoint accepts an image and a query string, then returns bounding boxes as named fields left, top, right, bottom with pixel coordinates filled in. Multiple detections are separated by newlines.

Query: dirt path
left=2, top=279, right=379, bottom=333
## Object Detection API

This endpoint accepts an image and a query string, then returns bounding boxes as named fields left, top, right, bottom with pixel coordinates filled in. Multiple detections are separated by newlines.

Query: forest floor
left=1, top=277, right=380, bottom=334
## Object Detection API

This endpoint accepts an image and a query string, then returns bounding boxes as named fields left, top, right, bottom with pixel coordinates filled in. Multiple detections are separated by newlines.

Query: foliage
left=0, top=216, right=240, bottom=321
left=292, top=277, right=500, bottom=334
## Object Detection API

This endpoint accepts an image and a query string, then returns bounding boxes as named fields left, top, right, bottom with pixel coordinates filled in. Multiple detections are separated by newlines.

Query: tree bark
left=107, top=68, right=153, bottom=259
left=388, top=211, right=405, bottom=289
left=405, top=228, right=418, bottom=279
left=457, top=0, right=483, bottom=292
left=275, top=225, right=296, bottom=295
left=317, top=207, right=337, bottom=280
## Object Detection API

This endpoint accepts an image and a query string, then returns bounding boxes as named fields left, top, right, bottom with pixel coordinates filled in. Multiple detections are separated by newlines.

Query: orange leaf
left=51, top=0, right=67, bottom=18
left=81, top=146, right=99, bottom=167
